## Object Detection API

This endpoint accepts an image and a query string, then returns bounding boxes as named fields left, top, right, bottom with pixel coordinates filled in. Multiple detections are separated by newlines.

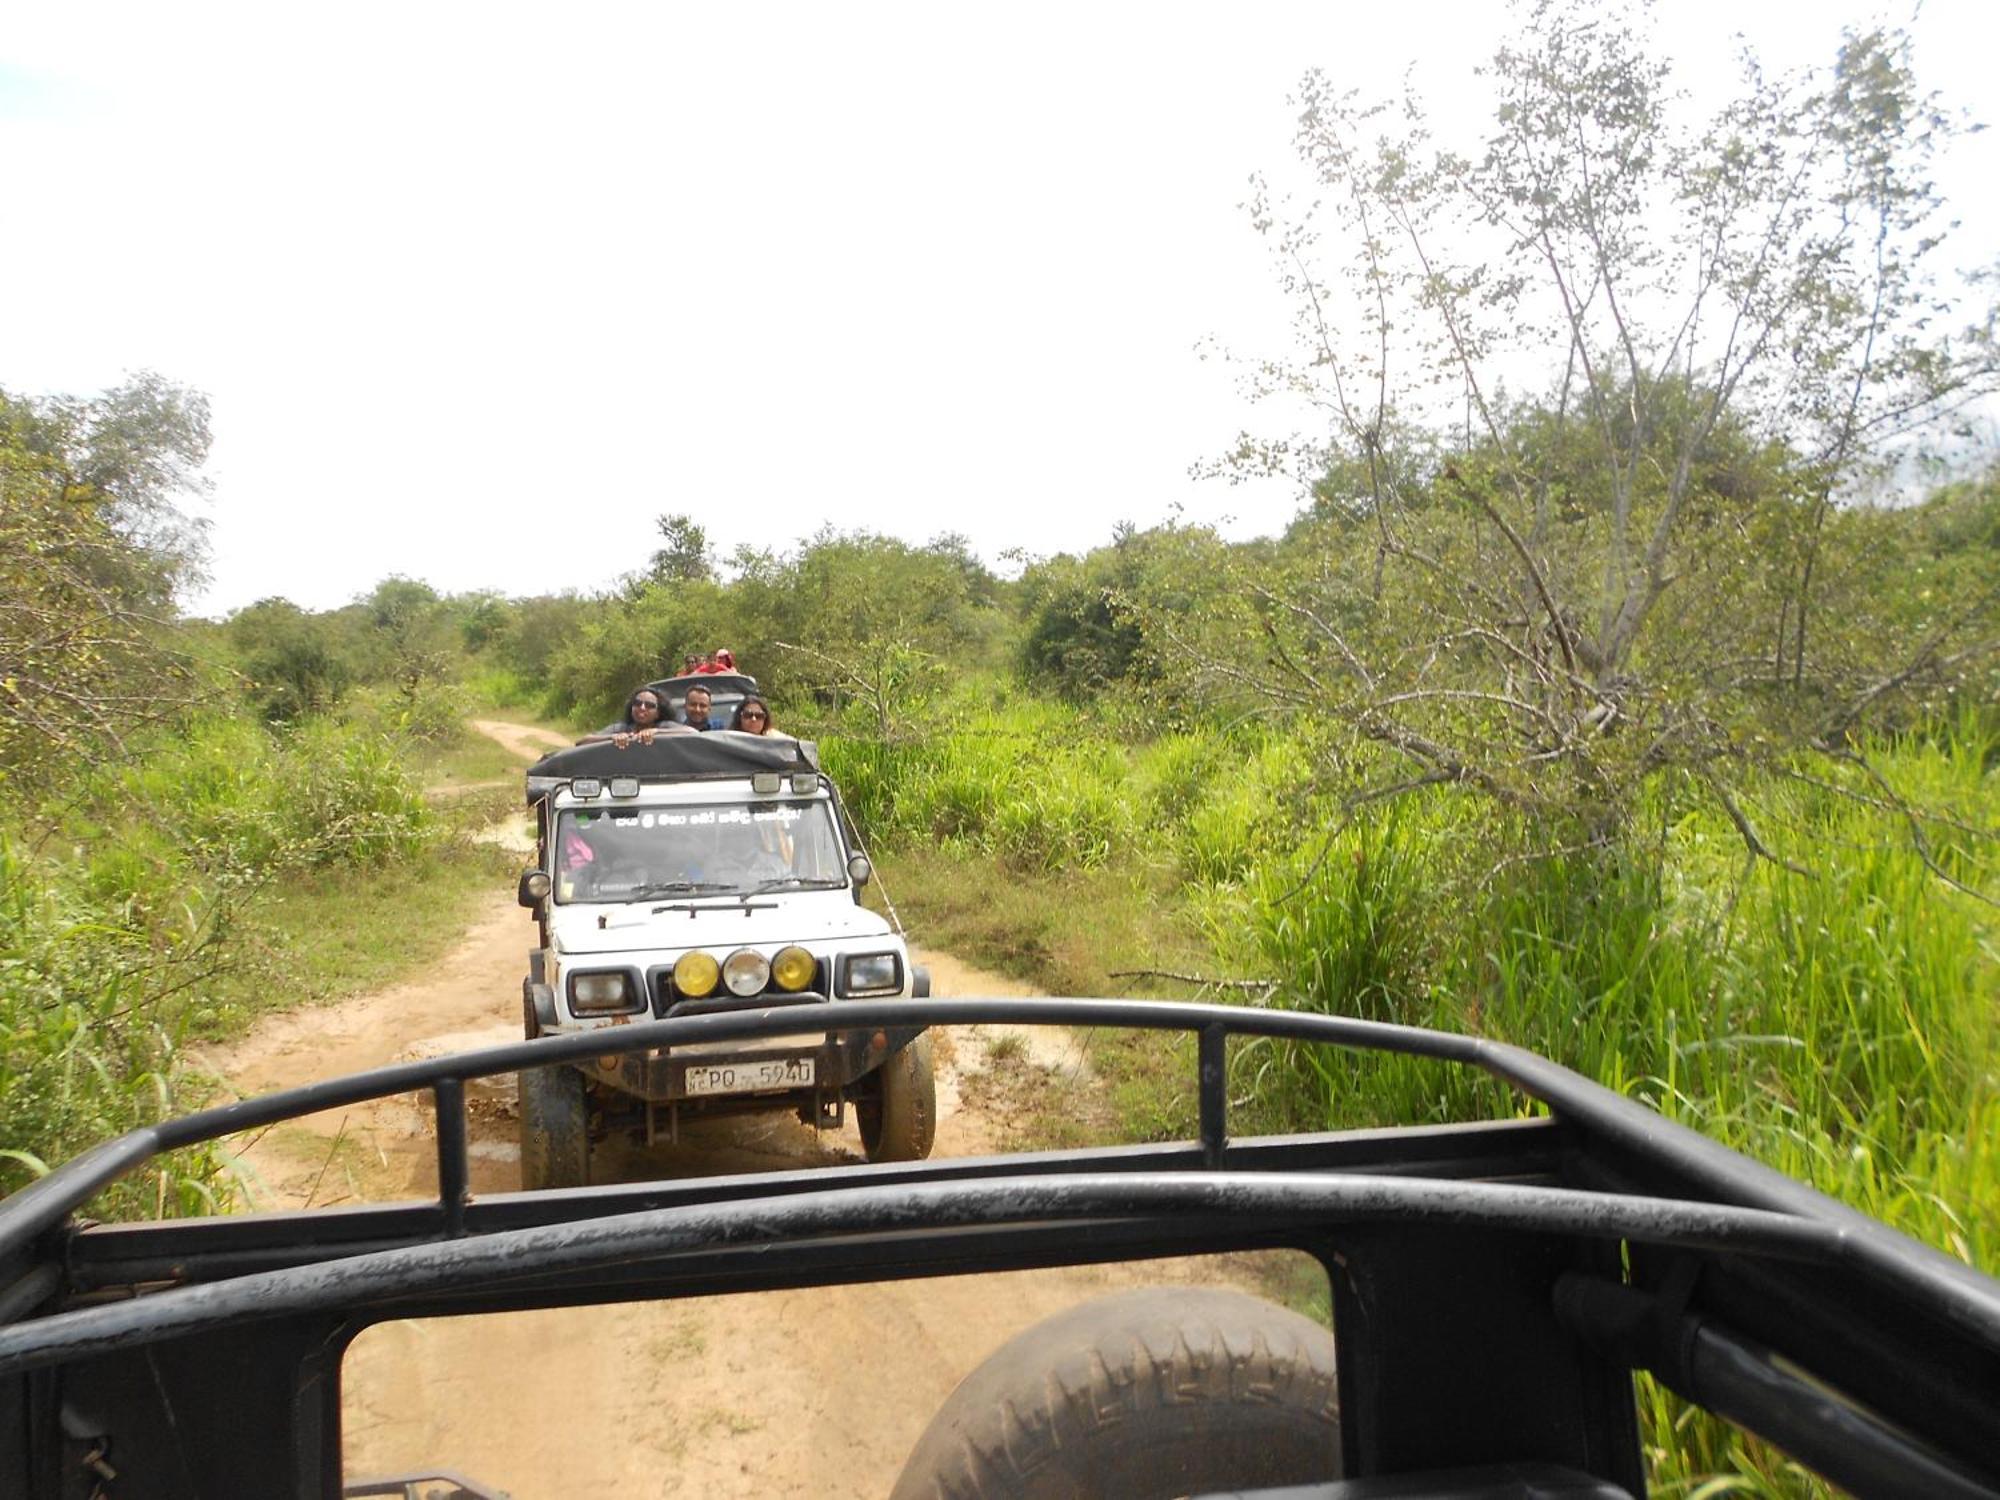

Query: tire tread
left=890, top=1287, right=1339, bottom=1500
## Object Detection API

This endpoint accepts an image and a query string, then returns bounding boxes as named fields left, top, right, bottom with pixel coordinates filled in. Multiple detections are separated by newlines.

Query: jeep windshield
left=554, top=799, right=846, bottom=903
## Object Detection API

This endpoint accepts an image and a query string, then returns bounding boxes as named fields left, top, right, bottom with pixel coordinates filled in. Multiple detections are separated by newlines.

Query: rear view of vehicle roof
left=647, top=673, right=759, bottom=697
left=527, top=731, right=816, bottom=789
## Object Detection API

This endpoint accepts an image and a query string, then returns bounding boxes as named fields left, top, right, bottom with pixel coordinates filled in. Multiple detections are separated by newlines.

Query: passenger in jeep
left=682, top=684, right=717, bottom=730
left=729, top=696, right=775, bottom=734
left=578, top=689, right=694, bottom=748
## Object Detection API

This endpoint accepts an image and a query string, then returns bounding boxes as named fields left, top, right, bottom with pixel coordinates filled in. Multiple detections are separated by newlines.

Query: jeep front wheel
left=518, top=1060, right=589, bottom=1190
left=856, top=1031, right=936, bottom=1163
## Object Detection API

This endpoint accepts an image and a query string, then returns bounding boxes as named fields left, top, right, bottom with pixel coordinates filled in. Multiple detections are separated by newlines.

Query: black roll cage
left=1, top=998, right=1996, bottom=1498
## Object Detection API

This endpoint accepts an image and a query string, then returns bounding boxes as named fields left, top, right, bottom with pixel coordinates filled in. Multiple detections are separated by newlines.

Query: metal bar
left=2, top=998, right=1472, bottom=1264
left=1675, top=1321, right=2000, bottom=1498
left=66, top=1118, right=1566, bottom=1288
left=4, top=996, right=1997, bottom=1344
left=1199, top=1024, right=1228, bottom=1169
left=663, top=989, right=827, bottom=1018
left=0, top=1264, right=60, bottom=1326
left=0, top=1173, right=1846, bottom=1378
left=1479, top=1037, right=2000, bottom=1342
left=433, top=1079, right=468, bottom=1240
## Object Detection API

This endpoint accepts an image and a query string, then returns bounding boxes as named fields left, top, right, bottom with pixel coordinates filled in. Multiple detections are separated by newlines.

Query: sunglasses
left=741, top=711, right=767, bottom=721
left=632, top=700, right=660, bottom=711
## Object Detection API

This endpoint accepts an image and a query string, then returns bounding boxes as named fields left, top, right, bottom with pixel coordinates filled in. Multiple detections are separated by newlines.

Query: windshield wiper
left=629, top=880, right=734, bottom=901
left=743, top=875, right=846, bottom=894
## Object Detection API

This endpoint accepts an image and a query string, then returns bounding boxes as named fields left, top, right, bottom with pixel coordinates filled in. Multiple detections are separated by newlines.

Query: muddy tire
left=888, top=1287, right=1340, bottom=1500
left=519, top=1061, right=589, bottom=1190
left=856, top=1030, right=936, bottom=1163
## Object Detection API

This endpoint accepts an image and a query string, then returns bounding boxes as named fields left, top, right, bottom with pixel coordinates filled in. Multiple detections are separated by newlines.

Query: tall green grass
left=0, top=833, right=232, bottom=1219
left=823, top=702, right=1137, bottom=872
left=832, top=694, right=1994, bottom=1495
left=1235, top=735, right=1996, bottom=1267
left=1232, top=733, right=1995, bottom=1495
left=822, top=703, right=1315, bottom=881
left=1, top=711, right=441, bottom=1215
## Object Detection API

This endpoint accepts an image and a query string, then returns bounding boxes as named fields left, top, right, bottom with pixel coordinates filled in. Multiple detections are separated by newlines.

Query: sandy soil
left=196, top=719, right=1280, bottom=1500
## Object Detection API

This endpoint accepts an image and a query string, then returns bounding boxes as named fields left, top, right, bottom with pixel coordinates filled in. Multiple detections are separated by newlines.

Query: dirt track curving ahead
left=197, top=719, right=1279, bottom=1500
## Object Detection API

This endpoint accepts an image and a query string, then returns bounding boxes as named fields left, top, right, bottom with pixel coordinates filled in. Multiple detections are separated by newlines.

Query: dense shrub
left=0, top=833, right=232, bottom=1214
left=3, top=711, right=438, bottom=1213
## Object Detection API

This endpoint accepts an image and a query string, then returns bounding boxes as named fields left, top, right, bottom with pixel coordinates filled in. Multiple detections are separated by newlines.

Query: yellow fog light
left=673, top=951, right=720, bottom=998
left=771, top=946, right=816, bottom=992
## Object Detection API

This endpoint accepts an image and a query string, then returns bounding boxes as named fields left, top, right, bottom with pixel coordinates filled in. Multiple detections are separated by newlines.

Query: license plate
left=682, top=1058, right=816, bottom=1096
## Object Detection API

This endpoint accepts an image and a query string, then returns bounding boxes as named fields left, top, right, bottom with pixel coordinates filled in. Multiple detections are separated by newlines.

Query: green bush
left=1, top=707, right=442, bottom=1215
left=79, top=713, right=433, bottom=881
left=823, top=707, right=1138, bottom=873
left=1174, top=736, right=1312, bottom=885
left=1226, top=729, right=1998, bottom=1495
left=0, top=833, right=231, bottom=1215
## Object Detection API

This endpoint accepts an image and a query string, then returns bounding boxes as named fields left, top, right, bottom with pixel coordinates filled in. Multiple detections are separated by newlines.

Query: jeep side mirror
left=846, top=852, right=873, bottom=888
left=518, top=868, right=552, bottom=908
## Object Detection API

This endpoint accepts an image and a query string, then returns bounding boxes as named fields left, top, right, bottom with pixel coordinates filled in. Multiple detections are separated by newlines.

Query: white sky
left=4, top=2, right=1996, bottom=616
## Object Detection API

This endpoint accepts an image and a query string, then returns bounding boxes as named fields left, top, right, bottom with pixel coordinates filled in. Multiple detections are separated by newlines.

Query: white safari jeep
left=516, top=731, right=934, bottom=1188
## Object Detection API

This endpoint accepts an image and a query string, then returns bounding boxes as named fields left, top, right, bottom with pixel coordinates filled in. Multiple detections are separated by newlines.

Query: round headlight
left=673, top=951, right=720, bottom=998
left=771, top=946, right=816, bottom=992
left=722, top=948, right=771, bottom=997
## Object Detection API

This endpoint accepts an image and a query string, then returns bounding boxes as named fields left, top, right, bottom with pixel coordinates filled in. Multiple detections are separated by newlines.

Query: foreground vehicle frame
left=0, top=998, right=1995, bottom=1497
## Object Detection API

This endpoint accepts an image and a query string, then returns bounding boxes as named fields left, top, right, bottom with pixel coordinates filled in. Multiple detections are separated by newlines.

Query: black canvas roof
left=526, top=731, right=817, bottom=801
left=645, top=673, right=759, bottom=698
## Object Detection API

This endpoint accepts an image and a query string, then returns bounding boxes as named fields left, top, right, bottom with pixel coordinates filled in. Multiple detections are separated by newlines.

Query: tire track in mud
left=199, top=718, right=1265, bottom=1500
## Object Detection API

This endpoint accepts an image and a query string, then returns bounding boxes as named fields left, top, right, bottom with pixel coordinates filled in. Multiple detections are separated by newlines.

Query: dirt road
left=199, top=720, right=1281, bottom=1499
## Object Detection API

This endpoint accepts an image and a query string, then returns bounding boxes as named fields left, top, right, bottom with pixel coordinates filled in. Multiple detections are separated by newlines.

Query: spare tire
left=889, top=1286, right=1340, bottom=1500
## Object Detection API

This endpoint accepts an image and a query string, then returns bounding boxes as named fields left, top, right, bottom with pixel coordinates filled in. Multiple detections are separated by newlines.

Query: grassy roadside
left=412, top=720, right=550, bottom=789
left=194, top=839, right=516, bottom=1042
left=1, top=710, right=566, bottom=1218
left=851, top=712, right=1994, bottom=1499
left=194, top=714, right=559, bottom=1038
left=872, top=847, right=1215, bottom=999
left=870, top=845, right=1215, bottom=1149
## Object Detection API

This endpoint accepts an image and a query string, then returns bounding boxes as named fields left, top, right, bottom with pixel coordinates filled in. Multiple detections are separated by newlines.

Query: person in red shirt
left=692, top=648, right=737, bottom=675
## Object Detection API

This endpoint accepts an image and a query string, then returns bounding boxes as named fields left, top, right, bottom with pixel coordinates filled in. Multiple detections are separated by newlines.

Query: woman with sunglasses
left=579, top=689, right=690, bottom=747
left=728, top=697, right=777, bottom=735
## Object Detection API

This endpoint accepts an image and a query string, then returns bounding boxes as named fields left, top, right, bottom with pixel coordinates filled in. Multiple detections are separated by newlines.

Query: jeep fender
left=523, top=977, right=558, bottom=1036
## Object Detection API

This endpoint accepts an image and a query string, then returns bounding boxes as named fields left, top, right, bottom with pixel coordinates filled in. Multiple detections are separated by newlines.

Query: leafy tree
left=0, top=377, right=212, bottom=781
left=1018, top=523, right=1244, bottom=704
left=360, top=576, right=454, bottom=694
left=493, top=593, right=596, bottom=684
left=774, top=530, right=1004, bottom=736
left=647, top=513, right=714, bottom=585
left=449, top=591, right=512, bottom=653
left=1204, top=3, right=1999, bottom=859
left=226, top=598, right=353, bottom=722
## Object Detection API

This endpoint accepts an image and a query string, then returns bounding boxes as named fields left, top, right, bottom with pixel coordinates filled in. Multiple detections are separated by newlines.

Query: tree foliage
left=0, top=376, right=212, bottom=783
left=1198, top=2, right=1999, bottom=854
left=647, top=513, right=715, bottom=585
left=526, top=529, right=1010, bottom=735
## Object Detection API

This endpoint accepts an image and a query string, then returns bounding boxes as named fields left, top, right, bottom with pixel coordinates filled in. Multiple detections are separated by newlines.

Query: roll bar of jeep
left=0, top=999, right=1995, bottom=1498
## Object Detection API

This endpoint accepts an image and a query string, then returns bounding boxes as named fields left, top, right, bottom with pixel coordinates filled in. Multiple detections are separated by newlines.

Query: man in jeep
left=682, top=684, right=717, bottom=730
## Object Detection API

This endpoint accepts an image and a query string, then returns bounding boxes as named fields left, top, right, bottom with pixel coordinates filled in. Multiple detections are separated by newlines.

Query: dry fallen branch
left=1825, top=748, right=2000, bottom=909
left=1107, top=969, right=1278, bottom=995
